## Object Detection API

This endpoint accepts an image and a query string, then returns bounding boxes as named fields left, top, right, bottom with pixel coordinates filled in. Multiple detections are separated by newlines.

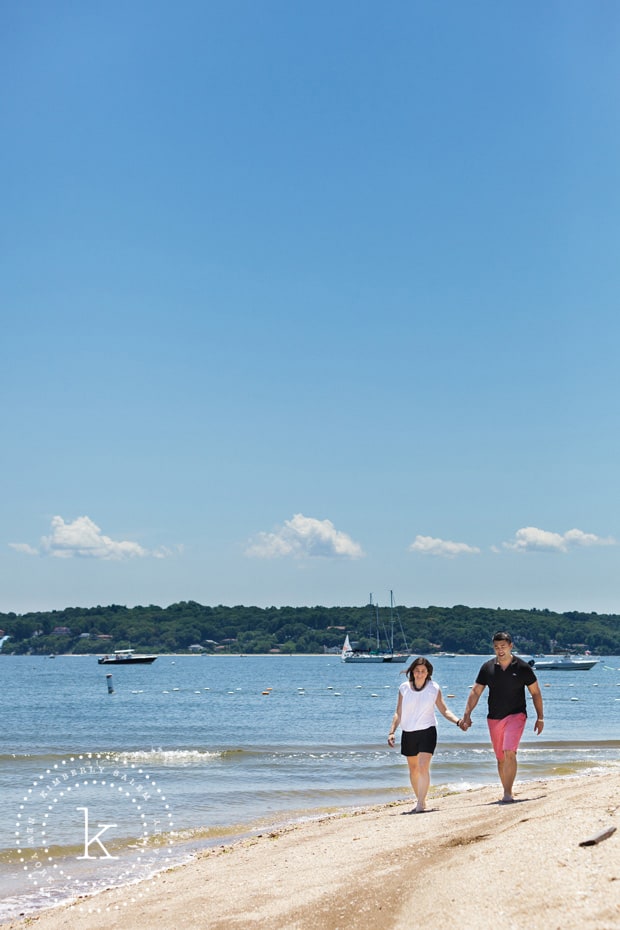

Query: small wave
left=112, top=748, right=222, bottom=766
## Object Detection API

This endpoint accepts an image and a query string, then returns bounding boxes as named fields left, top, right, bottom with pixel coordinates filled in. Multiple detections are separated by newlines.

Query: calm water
left=1, top=653, right=619, bottom=919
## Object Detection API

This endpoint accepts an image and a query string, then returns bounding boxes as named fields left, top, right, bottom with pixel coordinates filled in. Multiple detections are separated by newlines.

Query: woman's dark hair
left=404, top=656, right=433, bottom=686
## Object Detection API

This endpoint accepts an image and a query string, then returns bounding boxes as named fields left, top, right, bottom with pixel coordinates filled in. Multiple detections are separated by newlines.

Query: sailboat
left=341, top=631, right=387, bottom=663
left=341, top=594, right=410, bottom=663
left=387, top=590, right=409, bottom=663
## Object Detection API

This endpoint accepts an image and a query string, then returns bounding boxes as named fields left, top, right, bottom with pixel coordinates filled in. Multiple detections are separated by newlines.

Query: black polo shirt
left=475, top=656, right=537, bottom=719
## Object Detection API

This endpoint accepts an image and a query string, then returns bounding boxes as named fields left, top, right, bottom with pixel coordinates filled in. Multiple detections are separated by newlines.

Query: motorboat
left=98, top=649, right=158, bottom=665
left=530, top=654, right=599, bottom=671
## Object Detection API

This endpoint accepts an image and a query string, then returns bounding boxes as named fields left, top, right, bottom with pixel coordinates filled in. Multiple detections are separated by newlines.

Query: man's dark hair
left=492, top=631, right=513, bottom=644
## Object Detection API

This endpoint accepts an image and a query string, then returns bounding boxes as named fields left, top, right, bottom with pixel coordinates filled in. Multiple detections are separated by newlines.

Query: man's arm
left=528, top=681, right=544, bottom=735
left=459, top=682, right=485, bottom=730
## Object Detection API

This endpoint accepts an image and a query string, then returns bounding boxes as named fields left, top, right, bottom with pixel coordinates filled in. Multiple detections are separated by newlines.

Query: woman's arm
left=387, top=692, right=403, bottom=746
left=435, top=687, right=461, bottom=727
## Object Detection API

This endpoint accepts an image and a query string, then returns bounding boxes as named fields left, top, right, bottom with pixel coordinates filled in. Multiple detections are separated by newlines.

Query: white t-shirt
left=399, top=679, right=440, bottom=732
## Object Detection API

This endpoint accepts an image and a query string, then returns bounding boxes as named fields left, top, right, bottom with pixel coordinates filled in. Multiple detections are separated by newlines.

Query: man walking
left=459, top=631, right=544, bottom=802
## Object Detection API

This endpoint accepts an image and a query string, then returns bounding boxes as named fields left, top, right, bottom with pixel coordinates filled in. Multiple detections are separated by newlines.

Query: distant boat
left=341, top=633, right=388, bottom=663
left=341, top=593, right=409, bottom=664
left=98, top=650, right=158, bottom=665
left=530, top=655, right=599, bottom=671
left=386, top=590, right=409, bottom=663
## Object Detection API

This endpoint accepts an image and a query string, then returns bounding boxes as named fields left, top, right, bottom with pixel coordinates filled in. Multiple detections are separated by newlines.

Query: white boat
left=341, top=633, right=388, bottom=662
left=98, top=649, right=158, bottom=665
left=531, top=654, right=599, bottom=671
left=341, top=593, right=409, bottom=664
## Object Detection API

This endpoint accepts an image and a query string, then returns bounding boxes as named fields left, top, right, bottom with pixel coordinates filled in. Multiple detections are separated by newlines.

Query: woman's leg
left=406, top=755, right=420, bottom=801
left=412, top=752, right=432, bottom=812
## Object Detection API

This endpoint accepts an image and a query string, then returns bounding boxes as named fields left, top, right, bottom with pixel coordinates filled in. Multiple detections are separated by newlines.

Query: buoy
left=262, top=690, right=270, bottom=695
left=447, top=694, right=455, bottom=698
left=106, top=674, right=114, bottom=694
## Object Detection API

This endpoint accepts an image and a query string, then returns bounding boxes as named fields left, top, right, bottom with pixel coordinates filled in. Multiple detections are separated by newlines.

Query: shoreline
left=6, top=652, right=617, bottom=658
left=3, top=772, right=618, bottom=930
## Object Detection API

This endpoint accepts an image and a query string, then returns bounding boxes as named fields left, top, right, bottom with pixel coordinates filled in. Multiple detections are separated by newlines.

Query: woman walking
left=387, top=656, right=461, bottom=812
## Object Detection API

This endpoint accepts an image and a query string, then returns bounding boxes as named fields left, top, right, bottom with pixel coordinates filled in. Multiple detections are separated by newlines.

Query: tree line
left=0, top=600, right=619, bottom=656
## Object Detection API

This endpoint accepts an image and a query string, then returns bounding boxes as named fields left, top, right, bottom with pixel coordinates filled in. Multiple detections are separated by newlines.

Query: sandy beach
left=3, top=772, right=618, bottom=930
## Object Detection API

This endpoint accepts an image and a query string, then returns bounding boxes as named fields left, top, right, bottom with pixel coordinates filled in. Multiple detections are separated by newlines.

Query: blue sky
left=3, top=1, right=620, bottom=615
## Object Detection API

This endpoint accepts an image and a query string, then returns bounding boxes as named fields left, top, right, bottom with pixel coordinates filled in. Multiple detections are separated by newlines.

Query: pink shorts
left=487, top=713, right=527, bottom=760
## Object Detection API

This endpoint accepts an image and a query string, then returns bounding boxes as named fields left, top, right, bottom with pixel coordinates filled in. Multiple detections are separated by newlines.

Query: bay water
left=1, top=653, right=619, bottom=919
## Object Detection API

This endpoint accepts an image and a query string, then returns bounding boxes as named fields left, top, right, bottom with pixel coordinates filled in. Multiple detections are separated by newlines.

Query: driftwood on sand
left=579, top=825, right=617, bottom=847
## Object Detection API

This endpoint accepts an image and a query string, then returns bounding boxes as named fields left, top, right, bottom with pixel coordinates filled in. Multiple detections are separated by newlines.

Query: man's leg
left=497, top=750, right=517, bottom=801
left=488, top=714, right=525, bottom=801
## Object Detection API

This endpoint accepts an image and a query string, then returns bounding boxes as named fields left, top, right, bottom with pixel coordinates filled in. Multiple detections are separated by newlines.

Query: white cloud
left=408, top=535, right=480, bottom=557
left=8, top=542, right=39, bottom=556
left=245, top=513, right=364, bottom=560
left=503, top=526, right=616, bottom=553
left=10, top=515, right=170, bottom=560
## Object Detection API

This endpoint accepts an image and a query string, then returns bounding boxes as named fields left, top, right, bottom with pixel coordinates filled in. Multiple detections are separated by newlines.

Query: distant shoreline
left=4, top=652, right=618, bottom=658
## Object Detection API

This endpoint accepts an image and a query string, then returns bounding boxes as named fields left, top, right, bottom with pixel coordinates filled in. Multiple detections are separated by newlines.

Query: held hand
left=458, top=715, right=472, bottom=731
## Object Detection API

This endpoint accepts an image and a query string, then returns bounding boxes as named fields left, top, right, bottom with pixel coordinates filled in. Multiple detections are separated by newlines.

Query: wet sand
left=3, top=772, right=618, bottom=930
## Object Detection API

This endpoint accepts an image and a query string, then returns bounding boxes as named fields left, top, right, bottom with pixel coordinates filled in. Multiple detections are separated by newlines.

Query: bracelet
left=537, top=718, right=544, bottom=722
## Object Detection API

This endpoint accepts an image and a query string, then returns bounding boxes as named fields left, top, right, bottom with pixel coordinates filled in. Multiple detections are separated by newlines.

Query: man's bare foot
left=500, top=795, right=515, bottom=803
